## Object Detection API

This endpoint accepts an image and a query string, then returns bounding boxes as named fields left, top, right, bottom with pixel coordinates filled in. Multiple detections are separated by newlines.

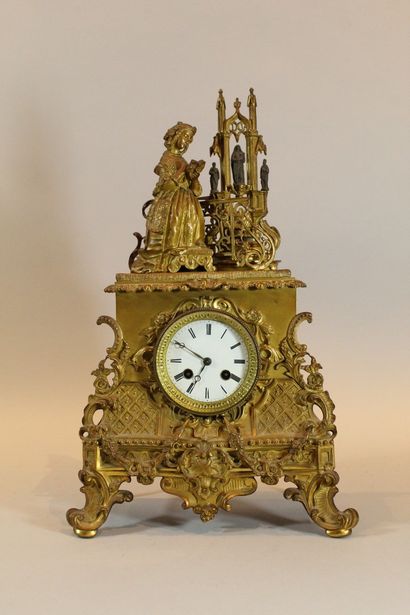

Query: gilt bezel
left=153, top=309, right=259, bottom=416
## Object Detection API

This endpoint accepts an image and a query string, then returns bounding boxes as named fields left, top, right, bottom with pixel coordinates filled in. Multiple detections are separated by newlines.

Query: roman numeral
left=205, top=387, right=209, bottom=399
left=220, top=329, right=227, bottom=339
left=174, top=372, right=185, bottom=381
left=186, top=382, right=195, bottom=394
left=206, top=323, right=212, bottom=335
left=170, top=358, right=182, bottom=363
left=234, top=359, right=245, bottom=364
left=230, top=373, right=241, bottom=383
left=220, top=385, right=227, bottom=394
left=230, top=342, right=241, bottom=350
left=188, top=328, right=196, bottom=338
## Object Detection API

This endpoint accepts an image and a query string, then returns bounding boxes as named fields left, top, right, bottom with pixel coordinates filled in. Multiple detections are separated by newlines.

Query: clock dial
left=154, top=310, right=259, bottom=415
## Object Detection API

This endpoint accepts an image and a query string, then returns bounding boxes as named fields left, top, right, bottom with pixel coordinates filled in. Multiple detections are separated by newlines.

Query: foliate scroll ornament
left=66, top=469, right=133, bottom=536
left=201, top=195, right=281, bottom=271
left=166, top=250, right=215, bottom=274
left=279, top=312, right=312, bottom=387
left=284, top=471, right=359, bottom=536
left=92, top=316, right=131, bottom=395
left=80, top=397, right=111, bottom=442
left=234, top=217, right=280, bottom=271
left=79, top=316, right=132, bottom=443
left=278, top=313, right=337, bottom=440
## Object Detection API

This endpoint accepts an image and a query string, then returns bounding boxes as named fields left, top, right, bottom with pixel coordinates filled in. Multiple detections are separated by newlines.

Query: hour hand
left=194, top=363, right=206, bottom=383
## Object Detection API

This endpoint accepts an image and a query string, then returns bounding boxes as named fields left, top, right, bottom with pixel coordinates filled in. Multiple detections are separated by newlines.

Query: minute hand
left=173, top=341, right=206, bottom=361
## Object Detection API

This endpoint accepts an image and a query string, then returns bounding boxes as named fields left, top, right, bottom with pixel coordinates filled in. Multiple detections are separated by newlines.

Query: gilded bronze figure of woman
left=132, top=122, right=214, bottom=273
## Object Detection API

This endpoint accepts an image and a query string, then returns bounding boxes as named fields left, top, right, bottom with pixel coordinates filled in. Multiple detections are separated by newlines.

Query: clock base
left=66, top=272, right=358, bottom=538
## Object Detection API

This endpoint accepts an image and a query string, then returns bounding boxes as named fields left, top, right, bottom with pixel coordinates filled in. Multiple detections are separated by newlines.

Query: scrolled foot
left=284, top=470, right=359, bottom=536
left=66, top=469, right=133, bottom=537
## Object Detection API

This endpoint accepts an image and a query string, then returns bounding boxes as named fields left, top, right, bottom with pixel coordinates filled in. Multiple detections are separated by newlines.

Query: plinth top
left=105, top=269, right=305, bottom=293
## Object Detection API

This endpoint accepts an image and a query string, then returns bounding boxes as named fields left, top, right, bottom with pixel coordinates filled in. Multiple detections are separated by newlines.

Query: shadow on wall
left=2, top=102, right=99, bottom=403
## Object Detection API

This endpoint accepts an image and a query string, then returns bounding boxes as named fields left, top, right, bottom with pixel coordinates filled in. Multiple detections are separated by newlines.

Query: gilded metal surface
left=130, top=122, right=214, bottom=274
left=67, top=90, right=358, bottom=538
left=254, top=379, right=310, bottom=435
left=67, top=293, right=358, bottom=537
left=128, top=90, right=280, bottom=273
left=106, top=269, right=305, bottom=293
left=204, top=89, right=280, bottom=270
left=130, top=295, right=278, bottom=420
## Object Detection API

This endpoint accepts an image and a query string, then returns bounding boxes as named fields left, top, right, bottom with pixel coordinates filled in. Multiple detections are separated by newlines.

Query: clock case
left=67, top=91, right=358, bottom=538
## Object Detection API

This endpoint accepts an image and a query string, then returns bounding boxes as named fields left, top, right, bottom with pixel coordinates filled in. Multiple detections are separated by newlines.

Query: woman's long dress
left=132, top=150, right=214, bottom=273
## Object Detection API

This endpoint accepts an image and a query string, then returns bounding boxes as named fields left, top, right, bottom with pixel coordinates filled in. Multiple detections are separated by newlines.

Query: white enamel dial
left=154, top=310, right=259, bottom=415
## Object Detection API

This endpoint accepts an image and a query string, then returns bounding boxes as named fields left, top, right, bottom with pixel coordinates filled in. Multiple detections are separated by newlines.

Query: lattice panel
left=103, top=383, right=160, bottom=436
left=256, top=379, right=309, bottom=435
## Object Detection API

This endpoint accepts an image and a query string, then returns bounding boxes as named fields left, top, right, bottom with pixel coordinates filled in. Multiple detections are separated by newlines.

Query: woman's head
left=164, top=122, right=196, bottom=154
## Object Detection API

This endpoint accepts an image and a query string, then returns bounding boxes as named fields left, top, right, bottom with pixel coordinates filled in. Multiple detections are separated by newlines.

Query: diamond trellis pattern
left=256, top=380, right=309, bottom=435
left=105, top=383, right=160, bottom=436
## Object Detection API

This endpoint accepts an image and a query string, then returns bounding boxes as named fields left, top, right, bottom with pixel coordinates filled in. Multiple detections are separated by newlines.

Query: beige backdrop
left=1, top=1, right=409, bottom=614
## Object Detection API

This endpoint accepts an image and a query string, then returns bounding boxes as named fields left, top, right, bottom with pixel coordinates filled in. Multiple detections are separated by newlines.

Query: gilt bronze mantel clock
left=67, top=89, right=359, bottom=538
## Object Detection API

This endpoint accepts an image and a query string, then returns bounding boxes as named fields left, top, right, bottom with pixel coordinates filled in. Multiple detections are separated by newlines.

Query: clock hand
left=188, top=361, right=209, bottom=395
left=193, top=362, right=206, bottom=382
left=173, top=343, right=212, bottom=394
left=173, top=341, right=206, bottom=362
